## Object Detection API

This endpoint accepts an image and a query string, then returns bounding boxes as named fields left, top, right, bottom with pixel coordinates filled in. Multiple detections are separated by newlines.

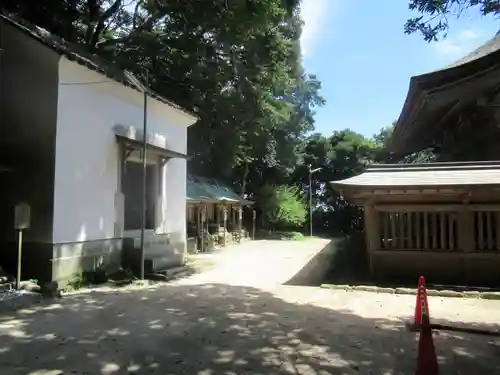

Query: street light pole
left=139, top=87, right=148, bottom=280
left=308, top=165, right=322, bottom=237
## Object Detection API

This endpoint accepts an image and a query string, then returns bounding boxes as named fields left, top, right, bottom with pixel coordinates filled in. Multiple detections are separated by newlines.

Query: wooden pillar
left=364, top=203, right=379, bottom=276
left=457, top=207, right=474, bottom=252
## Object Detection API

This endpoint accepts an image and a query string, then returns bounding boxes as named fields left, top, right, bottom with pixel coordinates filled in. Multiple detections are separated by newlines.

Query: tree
left=257, top=185, right=307, bottom=230
left=372, top=122, right=436, bottom=163
left=405, top=0, right=500, bottom=41
left=3, top=0, right=323, bottom=200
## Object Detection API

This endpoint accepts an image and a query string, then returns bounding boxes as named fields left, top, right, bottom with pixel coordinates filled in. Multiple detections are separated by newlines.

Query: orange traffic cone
left=414, top=276, right=430, bottom=325
left=415, top=314, right=439, bottom=375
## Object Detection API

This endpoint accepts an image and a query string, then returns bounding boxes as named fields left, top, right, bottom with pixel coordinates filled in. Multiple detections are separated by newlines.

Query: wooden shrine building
left=332, top=162, right=500, bottom=285
left=186, top=174, right=253, bottom=250
left=331, top=30, right=500, bottom=286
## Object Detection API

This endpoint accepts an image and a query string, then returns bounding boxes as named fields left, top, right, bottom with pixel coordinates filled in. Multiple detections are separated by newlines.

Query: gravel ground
left=0, top=239, right=499, bottom=375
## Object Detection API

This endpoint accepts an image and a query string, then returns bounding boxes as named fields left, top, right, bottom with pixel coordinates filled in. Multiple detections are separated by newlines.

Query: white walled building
left=0, top=15, right=197, bottom=282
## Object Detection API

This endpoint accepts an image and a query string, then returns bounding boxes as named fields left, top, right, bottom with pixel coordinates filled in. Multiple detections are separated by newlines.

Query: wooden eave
left=331, top=161, right=500, bottom=204
left=389, top=37, right=500, bottom=157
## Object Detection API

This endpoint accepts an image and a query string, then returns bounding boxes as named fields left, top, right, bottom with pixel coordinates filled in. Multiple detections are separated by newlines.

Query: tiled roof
left=331, top=161, right=500, bottom=188
left=0, top=13, right=196, bottom=119
left=390, top=30, right=500, bottom=156
left=445, top=32, right=500, bottom=69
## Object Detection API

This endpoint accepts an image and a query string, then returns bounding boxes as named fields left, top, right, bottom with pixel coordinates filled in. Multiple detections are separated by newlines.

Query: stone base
left=0, top=232, right=187, bottom=284
left=122, top=232, right=186, bottom=276
left=0, top=238, right=120, bottom=285
left=371, top=251, right=500, bottom=287
left=52, top=239, right=122, bottom=283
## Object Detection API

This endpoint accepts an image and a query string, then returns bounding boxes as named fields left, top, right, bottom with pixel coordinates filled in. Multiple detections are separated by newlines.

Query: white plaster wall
left=53, top=57, right=195, bottom=244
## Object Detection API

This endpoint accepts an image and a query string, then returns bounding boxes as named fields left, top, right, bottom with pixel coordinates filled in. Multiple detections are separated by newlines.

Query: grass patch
left=65, top=267, right=135, bottom=292
left=185, top=255, right=217, bottom=274
left=257, top=230, right=310, bottom=241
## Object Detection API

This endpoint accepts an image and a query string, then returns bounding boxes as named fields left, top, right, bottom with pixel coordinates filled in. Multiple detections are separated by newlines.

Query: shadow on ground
left=318, top=234, right=500, bottom=290
left=284, top=238, right=340, bottom=287
left=0, top=283, right=499, bottom=374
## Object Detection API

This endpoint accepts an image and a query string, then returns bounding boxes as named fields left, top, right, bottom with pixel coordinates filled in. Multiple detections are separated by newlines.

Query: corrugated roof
left=0, top=13, right=196, bottom=120
left=186, top=175, right=253, bottom=204
left=331, top=161, right=500, bottom=188
left=187, top=177, right=213, bottom=202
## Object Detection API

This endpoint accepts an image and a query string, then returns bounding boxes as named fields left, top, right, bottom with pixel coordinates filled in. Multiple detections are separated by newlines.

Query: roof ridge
left=366, top=161, right=500, bottom=172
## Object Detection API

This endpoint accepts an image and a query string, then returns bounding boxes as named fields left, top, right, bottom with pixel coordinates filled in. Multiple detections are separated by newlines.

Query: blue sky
left=300, top=1, right=499, bottom=138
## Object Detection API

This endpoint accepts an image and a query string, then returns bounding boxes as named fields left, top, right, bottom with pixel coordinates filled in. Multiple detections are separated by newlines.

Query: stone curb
left=320, top=284, right=500, bottom=300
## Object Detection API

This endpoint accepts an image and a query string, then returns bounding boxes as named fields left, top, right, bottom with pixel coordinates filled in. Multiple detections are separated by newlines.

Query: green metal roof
left=186, top=175, right=252, bottom=204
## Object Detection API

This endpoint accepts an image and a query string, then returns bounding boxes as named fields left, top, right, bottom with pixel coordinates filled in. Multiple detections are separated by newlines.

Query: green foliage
left=66, top=267, right=134, bottom=290
left=372, top=122, right=436, bottom=163
left=258, top=185, right=307, bottom=229
left=405, top=0, right=500, bottom=41
left=67, top=270, right=106, bottom=290
left=4, top=0, right=322, bottom=196
left=256, top=230, right=306, bottom=241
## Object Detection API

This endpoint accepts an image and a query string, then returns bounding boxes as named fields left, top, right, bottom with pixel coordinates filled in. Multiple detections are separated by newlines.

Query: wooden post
left=496, top=212, right=500, bottom=251
left=364, top=204, right=378, bottom=276
left=14, top=202, right=31, bottom=289
left=252, top=210, right=256, bottom=240
left=223, top=206, right=227, bottom=247
left=238, top=206, right=243, bottom=238
left=200, top=205, right=206, bottom=253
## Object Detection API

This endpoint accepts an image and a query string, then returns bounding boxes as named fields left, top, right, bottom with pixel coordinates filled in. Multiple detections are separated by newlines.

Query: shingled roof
left=0, top=13, right=196, bottom=119
left=389, top=30, right=500, bottom=157
left=331, top=161, right=500, bottom=188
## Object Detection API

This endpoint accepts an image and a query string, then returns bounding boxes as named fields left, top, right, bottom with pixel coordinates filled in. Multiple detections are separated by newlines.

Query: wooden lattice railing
left=375, top=206, right=500, bottom=252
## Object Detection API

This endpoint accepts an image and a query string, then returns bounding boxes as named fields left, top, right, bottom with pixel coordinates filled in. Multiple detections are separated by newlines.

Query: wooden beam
left=375, top=204, right=500, bottom=212
left=426, top=64, right=500, bottom=110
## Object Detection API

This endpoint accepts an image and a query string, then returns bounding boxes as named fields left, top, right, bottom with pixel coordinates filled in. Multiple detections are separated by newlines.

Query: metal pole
left=309, top=166, right=313, bottom=237
left=16, top=229, right=23, bottom=289
left=139, top=88, right=148, bottom=280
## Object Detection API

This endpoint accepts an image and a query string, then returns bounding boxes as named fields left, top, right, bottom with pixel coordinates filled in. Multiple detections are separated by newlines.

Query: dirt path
left=182, top=238, right=332, bottom=287
left=0, top=239, right=499, bottom=374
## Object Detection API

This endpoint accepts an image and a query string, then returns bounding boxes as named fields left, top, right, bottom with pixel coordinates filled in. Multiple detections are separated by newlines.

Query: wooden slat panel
left=431, top=213, right=438, bottom=249
left=477, top=212, right=485, bottom=250
left=416, top=212, right=422, bottom=249
left=398, top=213, right=405, bottom=248
left=424, top=213, right=429, bottom=249
left=486, top=211, right=494, bottom=250
left=440, top=213, right=446, bottom=249
left=408, top=212, right=414, bottom=249
left=390, top=213, right=397, bottom=248
left=448, top=213, right=455, bottom=250
left=383, top=212, right=389, bottom=249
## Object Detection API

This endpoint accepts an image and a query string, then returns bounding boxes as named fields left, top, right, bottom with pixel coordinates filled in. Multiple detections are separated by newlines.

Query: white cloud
left=433, top=28, right=481, bottom=60
left=299, top=0, right=332, bottom=57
